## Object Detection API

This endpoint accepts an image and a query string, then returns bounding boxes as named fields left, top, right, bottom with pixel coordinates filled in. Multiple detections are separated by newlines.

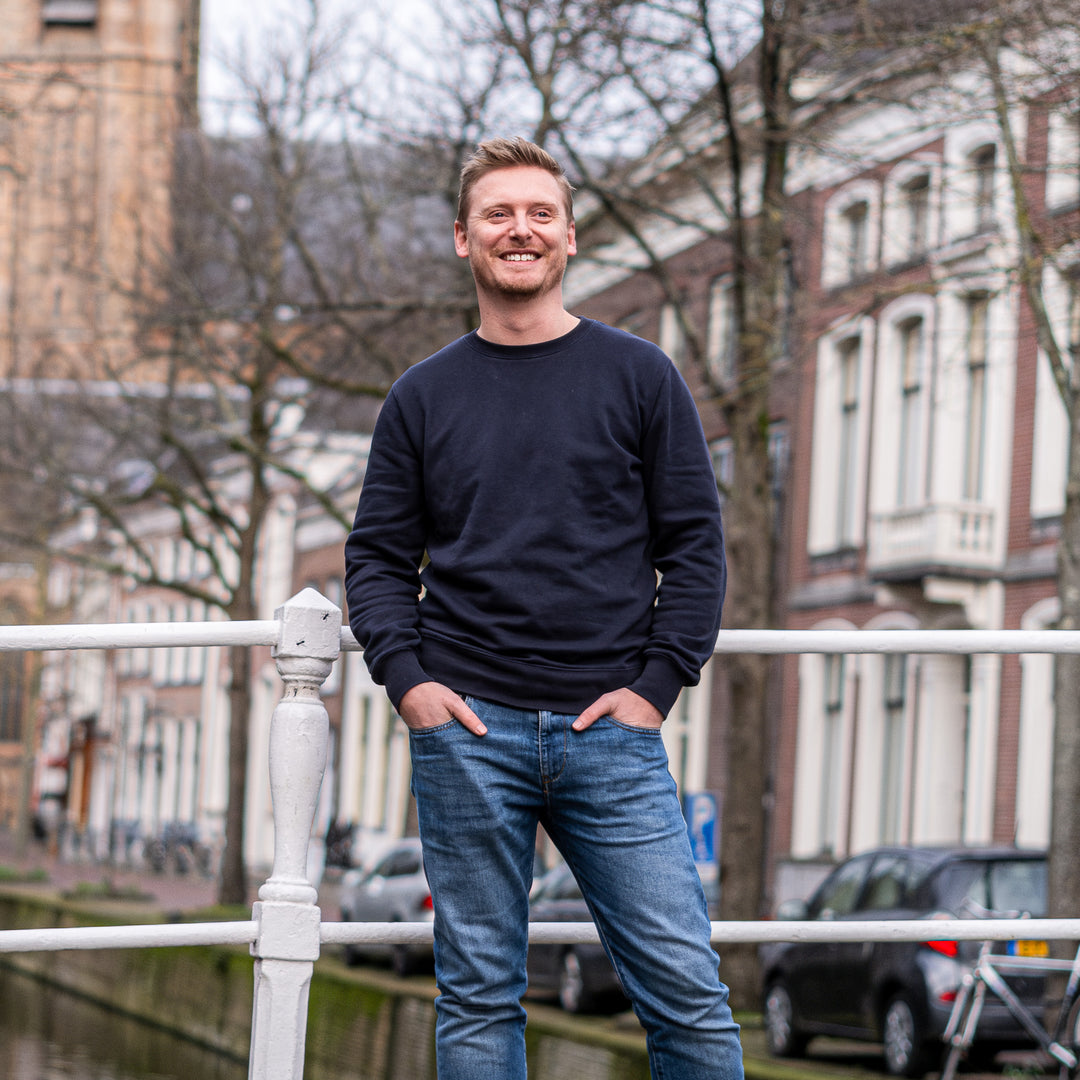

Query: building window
left=880, top=654, right=907, bottom=843
left=768, top=422, right=790, bottom=505
left=706, top=278, right=737, bottom=387
left=897, top=317, right=924, bottom=507
left=43, top=0, right=97, bottom=24
left=971, top=146, right=997, bottom=231
left=963, top=295, right=990, bottom=500
left=1047, top=108, right=1080, bottom=210
left=1068, top=275, right=1080, bottom=368
left=819, top=655, right=845, bottom=852
left=710, top=437, right=733, bottom=506
left=903, top=175, right=931, bottom=257
left=659, top=303, right=688, bottom=370
left=843, top=201, right=870, bottom=279
left=837, top=337, right=861, bottom=546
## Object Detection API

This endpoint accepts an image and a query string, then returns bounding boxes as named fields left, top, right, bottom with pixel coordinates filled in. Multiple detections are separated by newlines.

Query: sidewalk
left=0, top=828, right=241, bottom=912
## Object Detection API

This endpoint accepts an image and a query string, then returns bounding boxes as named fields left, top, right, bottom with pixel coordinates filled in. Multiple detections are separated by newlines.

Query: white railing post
left=248, top=588, right=340, bottom=1080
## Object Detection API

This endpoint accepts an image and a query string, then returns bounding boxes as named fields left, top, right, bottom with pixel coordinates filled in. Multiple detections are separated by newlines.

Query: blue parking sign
left=683, top=792, right=718, bottom=867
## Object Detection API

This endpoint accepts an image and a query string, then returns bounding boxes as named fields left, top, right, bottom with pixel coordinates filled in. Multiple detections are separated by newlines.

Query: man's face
left=454, top=166, right=576, bottom=302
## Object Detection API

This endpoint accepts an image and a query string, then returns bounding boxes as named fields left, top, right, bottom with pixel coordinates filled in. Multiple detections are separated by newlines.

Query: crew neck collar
left=468, top=317, right=592, bottom=357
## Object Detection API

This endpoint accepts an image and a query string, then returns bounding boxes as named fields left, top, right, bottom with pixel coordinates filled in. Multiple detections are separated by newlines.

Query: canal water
left=0, top=964, right=247, bottom=1080
left=0, top=962, right=651, bottom=1080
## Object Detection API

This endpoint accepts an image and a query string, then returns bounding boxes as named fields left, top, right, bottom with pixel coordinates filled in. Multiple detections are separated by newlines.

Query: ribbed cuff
left=627, top=656, right=687, bottom=718
left=381, top=650, right=431, bottom=713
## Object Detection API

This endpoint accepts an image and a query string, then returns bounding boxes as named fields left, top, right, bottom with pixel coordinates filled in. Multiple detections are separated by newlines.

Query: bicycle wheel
left=1067, top=993, right=1080, bottom=1078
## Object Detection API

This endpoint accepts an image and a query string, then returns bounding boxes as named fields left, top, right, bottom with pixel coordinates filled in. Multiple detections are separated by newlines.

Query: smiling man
left=345, top=137, right=743, bottom=1080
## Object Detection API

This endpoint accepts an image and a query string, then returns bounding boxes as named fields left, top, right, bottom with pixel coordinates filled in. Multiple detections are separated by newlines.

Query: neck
left=475, top=297, right=579, bottom=346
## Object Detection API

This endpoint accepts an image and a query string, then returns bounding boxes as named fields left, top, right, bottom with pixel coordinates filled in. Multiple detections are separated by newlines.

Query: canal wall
left=0, top=888, right=655, bottom=1080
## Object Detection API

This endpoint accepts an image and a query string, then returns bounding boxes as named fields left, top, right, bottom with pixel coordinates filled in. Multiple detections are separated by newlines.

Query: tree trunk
left=718, top=359, right=775, bottom=1005
left=719, top=652, right=771, bottom=1004
left=1049, top=402, right=1080, bottom=922
left=218, top=641, right=252, bottom=905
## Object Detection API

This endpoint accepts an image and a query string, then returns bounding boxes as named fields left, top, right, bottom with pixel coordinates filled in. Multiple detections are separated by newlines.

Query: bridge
left=1, top=587, right=1079, bottom=1079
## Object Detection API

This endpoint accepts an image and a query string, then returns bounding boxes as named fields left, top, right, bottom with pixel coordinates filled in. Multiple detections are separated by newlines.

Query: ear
left=454, top=221, right=470, bottom=259
left=566, top=220, right=577, bottom=257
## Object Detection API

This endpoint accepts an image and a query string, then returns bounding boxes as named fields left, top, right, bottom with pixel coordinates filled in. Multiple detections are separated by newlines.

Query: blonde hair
left=457, top=137, right=575, bottom=223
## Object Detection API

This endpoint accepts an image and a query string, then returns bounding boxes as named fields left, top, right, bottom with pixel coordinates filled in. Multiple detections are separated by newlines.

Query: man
left=345, top=136, right=743, bottom=1080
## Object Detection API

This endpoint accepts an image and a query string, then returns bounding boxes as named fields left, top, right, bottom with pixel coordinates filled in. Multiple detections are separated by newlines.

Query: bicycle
left=941, top=935, right=1080, bottom=1080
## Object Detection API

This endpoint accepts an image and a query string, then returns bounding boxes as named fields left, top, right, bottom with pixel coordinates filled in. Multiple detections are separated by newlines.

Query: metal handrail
left=2, top=592, right=1078, bottom=1079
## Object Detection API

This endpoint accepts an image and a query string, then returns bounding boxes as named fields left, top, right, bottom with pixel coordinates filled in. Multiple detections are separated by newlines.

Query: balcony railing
left=867, top=501, right=998, bottom=576
left=2, top=589, right=1080, bottom=1080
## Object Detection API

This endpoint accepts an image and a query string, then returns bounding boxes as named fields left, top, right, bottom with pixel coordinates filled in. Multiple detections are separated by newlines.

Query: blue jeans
left=409, top=696, right=744, bottom=1080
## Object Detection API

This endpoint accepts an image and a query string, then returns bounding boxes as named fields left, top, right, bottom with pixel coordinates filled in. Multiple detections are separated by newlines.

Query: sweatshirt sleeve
left=626, top=361, right=726, bottom=716
left=344, top=389, right=431, bottom=710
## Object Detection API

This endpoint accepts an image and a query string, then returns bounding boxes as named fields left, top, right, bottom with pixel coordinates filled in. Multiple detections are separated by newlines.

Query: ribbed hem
left=420, top=637, right=645, bottom=715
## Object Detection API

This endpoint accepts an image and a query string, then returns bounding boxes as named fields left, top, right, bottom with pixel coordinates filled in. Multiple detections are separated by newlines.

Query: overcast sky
left=199, top=0, right=399, bottom=132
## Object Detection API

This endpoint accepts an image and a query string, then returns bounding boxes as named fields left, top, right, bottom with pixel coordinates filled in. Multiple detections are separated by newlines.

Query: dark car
left=337, top=837, right=434, bottom=976
left=760, top=846, right=1048, bottom=1077
left=526, top=863, right=629, bottom=1014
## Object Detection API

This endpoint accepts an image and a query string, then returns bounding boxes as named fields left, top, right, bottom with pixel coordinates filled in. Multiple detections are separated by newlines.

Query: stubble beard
left=472, top=249, right=566, bottom=303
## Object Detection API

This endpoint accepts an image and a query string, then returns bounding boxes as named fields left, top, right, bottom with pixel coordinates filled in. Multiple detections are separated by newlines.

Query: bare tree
left=958, top=5, right=1080, bottom=928
left=378, top=0, right=921, bottom=1000
left=0, top=1, right=475, bottom=904
left=361, top=0, right=1049, bottom=1001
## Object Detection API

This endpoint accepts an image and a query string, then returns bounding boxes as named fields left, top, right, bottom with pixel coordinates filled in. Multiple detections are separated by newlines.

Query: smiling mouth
left=502, top=252, right=538, bottom=262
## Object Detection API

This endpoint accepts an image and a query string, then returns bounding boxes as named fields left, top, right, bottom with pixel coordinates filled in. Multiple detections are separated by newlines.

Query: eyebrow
left=477, top=200, right=561, bottom=215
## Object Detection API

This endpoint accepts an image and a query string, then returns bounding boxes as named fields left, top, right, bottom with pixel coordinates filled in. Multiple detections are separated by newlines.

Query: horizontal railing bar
left=712, top=629, right=1080, bottom=654
left=0, top=621, right=279, bottom=652
left=321, top=922, right=435, bottom=946
left=4, top=915, right=1076, bottom=955
left=321, top=918, right=1080, bottom=948
left=0, top=920, right=258, bottom=953
left=707, top=918, right=1080, bottom=944
left=346, top=627, right=1080, bottom=655
left=6, top=624, right=1080, bottom=656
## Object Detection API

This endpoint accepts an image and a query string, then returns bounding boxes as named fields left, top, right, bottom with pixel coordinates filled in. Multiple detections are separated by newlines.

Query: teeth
left=504, top=253, right=537, bottom=261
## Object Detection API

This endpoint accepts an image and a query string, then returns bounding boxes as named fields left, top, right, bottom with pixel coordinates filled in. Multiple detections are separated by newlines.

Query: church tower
left=0, top=0, right=200, bottom=378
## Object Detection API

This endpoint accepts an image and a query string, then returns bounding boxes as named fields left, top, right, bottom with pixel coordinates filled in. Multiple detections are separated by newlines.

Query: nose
left=508, top=210, right=532, bottom=239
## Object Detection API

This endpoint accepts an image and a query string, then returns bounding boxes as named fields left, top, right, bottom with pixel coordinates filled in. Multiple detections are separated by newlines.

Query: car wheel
left=763, top=981, right=809, bottom=1058
left=882, top=993, right=933, bottom=1078
left=558, top=950, right=595, bottom=1013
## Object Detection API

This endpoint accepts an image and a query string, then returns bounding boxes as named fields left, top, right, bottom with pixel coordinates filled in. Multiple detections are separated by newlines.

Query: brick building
left=0, top=0, right=199, bottom=831
left=567, top=35, right=1080, bottom=904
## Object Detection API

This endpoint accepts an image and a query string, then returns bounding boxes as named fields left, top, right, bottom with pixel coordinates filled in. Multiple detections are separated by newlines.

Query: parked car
left=526, top=863, right=629, bottom=1014
left=760, top=846, right=1048, bottom=1077
left=338, top=837, right=434, bottom=977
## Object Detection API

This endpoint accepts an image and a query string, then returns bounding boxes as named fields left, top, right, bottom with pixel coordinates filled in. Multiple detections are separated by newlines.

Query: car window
left=989, top=860, right=1047, bottom=916
left=810, top=855, right=872, bottom=918
left=933, top=858, right=1047, bottom=916
left=378, top=848, right=421, bottom=878
left=860, top=854, right=910, bottom=911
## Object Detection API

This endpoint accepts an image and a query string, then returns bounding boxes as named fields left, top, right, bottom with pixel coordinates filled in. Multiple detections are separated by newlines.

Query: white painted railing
left=2, top=589, right=1080, bottom=1080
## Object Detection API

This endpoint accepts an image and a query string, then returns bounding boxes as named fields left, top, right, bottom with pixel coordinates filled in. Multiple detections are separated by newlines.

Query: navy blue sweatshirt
left=344, top=317, right=726, bottom=717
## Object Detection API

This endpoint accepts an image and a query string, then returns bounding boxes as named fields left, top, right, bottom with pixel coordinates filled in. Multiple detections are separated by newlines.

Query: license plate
left=1007, top=939, right=1049, bottom=957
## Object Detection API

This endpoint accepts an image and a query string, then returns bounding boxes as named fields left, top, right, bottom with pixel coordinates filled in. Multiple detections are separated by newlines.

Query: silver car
left=338, top=837, right=434, bottom=976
